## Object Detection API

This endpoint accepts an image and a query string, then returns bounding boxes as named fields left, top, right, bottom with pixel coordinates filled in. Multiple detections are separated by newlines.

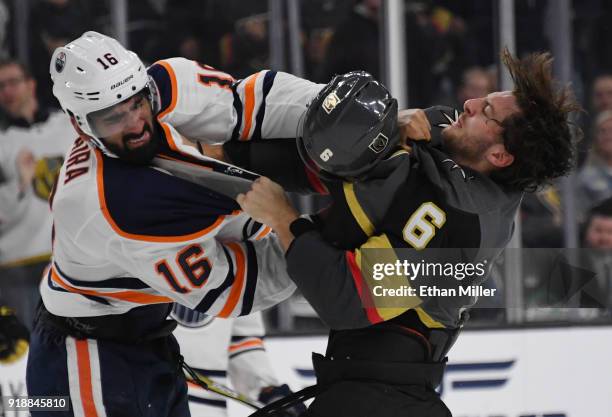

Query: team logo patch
left=368, top=133, right=389, bottom=154
left=322, top=91, right=340, bottom=114
left=170, top=304, right=215, bottom=328
left=55, top=52, right=66, bottom=73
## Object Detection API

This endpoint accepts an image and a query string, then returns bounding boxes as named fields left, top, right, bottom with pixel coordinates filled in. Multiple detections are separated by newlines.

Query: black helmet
left=297, top=71, right=399, bottom=180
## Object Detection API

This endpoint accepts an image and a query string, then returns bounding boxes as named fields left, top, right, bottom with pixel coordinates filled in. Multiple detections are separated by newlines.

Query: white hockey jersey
left=172, top=306, right=278, bottom=417
left=0, top=110, right=75, bottom=265
left=42, top=58, right=323, bottom=318
left=149, top=58, right=322, bottom=143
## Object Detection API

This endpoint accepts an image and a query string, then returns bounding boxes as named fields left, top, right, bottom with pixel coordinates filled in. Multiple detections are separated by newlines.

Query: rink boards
left=2, top=325, right=611, bottom=417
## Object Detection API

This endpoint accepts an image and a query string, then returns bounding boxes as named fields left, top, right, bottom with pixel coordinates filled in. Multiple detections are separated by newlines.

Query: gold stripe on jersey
left=355, top=233, right=418, bottom=321
left=354, top=233, right=446, bottom=329
left=343, top=182, right=375, bottom=237
left=415, top=307, right=445, bottom=329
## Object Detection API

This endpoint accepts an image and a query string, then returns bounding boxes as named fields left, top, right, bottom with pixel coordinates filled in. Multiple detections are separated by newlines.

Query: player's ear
left=485, top=143, right=514, bottom=168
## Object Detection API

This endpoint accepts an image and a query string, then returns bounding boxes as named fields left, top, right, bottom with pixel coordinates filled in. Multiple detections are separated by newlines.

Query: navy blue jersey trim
left=241, top=218, right=253, bottom=240
left=101, top=155, right=237, bottom=237
left=191, top=367, right=227, bottom=378
left=54, top=262, right=150, bottom=290
left=229, top=347, right=265, bottom=359
left=47, top=269, right=111, bottom=305
left=187, top=395, right=227, bottom=408
left=195, top=246, right=235, bottom=312
left=230, top=335, right=265, bottom=342
left=148, top=63, right=173, bottom=114
left=239, top=241, right=257, bottom=315
left=252, top=71, right=277, bottom=140
left=231, top=81, right=243, bottom=141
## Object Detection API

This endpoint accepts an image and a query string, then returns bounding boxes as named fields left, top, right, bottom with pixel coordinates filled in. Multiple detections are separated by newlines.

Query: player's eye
left=103, top=113, right=125, bottom=125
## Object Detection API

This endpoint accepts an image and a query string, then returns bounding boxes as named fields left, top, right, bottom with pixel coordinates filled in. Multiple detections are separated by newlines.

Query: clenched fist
left=398, top=109, right=431, bottom=152
left=236, top=177, right=298, bottom=230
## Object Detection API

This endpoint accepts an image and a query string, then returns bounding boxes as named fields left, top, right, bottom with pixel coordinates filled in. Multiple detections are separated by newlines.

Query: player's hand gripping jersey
left=226, top=106, right=522, bottom=331
left=42, top=58, right=323, bottom=319
left=290, top=107, right=522, bottom=331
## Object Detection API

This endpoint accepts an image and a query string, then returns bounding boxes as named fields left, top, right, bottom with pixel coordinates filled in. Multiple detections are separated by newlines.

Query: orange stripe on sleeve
left=228, top=339, right=263, bottom=352
left=51, top=267, right=172, bottom=305
left=254, top=225, right=272, bottom=240
left=155, top=60, right=178, bottom=119
left=217, top=242, right=246, bottom=318
left=240, top=73, right=260, bottom=141
left=75, top=340, right=98, bottom=417
left=153, top=60, right=181, bottom=151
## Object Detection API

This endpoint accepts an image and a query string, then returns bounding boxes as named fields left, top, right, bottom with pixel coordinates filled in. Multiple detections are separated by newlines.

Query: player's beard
left=442, top=126, right=492, bottom=166
left=104, top=121, right=160, bottom=165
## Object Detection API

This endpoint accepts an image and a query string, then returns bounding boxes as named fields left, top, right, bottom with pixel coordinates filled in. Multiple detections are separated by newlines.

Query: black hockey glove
left=258, top=384, right=307, bottom=417
left=0, top=306, right=30, bottom=364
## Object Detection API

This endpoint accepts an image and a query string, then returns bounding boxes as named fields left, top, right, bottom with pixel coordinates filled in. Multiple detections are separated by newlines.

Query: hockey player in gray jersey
left=234, top=49, right=580, bottom=416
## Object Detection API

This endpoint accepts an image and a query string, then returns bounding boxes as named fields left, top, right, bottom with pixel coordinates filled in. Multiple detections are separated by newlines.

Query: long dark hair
left=490, top=48, right=582, bottom=192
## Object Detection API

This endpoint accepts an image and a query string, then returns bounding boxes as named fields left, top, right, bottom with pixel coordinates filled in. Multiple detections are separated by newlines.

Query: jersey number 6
left=402, top=202, right=446, bottom=249
left=155, top=244, right=212, bottom=294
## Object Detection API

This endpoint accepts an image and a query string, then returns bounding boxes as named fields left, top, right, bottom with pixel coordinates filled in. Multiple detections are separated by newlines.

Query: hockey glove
left=0, top=306, right=30, bottom=364
left=258, top=384, right=307, bottom=417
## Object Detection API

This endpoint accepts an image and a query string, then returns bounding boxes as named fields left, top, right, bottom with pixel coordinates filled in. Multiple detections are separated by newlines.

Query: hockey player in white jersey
left=26, top=31, right=323, bottom=417
left=172, top=306, right=304, bottom=417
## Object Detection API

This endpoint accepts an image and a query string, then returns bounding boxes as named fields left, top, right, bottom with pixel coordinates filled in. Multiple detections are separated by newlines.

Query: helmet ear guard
left=297, top=71, right=400, bottom=181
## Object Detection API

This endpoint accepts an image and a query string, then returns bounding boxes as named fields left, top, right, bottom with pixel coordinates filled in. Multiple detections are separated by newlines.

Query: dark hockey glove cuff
left=258, top=384, right=307, bottom=417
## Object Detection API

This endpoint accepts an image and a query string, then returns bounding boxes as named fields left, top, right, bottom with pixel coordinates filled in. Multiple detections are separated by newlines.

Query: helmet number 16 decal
left=96, top=53, right=119, bottom=70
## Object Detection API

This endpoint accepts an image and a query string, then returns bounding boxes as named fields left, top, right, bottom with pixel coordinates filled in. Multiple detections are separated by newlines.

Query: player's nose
left=463, top=99, right=477, bottom=116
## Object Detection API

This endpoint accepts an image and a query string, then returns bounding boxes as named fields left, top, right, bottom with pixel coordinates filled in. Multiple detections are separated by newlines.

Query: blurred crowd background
left=1, top=0, right=611, bottom=334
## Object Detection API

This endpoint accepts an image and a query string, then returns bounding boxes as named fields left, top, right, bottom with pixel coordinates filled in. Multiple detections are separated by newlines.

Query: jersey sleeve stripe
left=228, top=338, right=264, bottom=352
left=151, top=60, right=178, bottom=120
left=157, top=121, right=182, bottom=152
left=343, top=182, right=375, bottom=236
left=149, top=60, right=181, bottom=152
left=253, top=225, right=272, bottom=240
left=239, top=241, right=257, bottom=315
left=95, top=150, right=227, bottom=243
left=195, top=246, right=235, bottom=312
left=217, top=242, right=247, bottom=318
left=251, top=70, right=277, bottom=140
left=345, top=250, right=384, bottom=324
left=239, top=73, right=261, bottom=141
left=228, top=347, right=265, bottom=360
left=51, top=264, right=173, bottom=305
left=230, top=87, right=243, bottom=141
